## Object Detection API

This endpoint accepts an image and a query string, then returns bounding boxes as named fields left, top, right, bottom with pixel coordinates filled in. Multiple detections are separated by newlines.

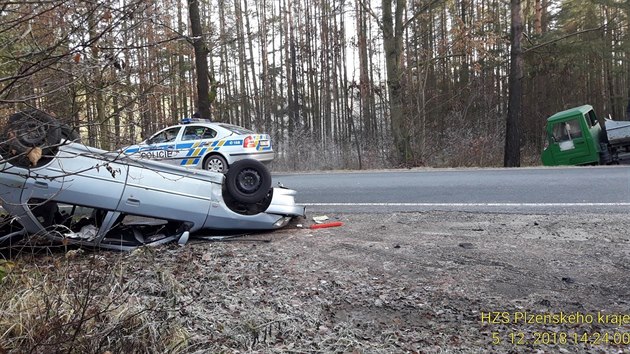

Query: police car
left=122, top=118, right=274, bottom=173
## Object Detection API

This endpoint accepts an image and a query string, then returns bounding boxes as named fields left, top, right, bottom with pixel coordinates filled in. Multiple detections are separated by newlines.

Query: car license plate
left=260, top=140, right=270, bottom=147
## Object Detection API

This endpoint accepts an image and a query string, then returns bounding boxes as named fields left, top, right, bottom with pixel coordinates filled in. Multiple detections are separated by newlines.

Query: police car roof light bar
left=181, top=117, right=212, bottom=124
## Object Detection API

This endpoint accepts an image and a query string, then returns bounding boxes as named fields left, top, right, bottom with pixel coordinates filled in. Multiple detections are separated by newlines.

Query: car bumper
left=202, top=186, right=305, bottom=231
left=266, top=187, right=305, bottom=218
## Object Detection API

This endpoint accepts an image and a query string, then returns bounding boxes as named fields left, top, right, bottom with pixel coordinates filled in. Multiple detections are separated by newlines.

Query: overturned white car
left=0, top=110, right=304, bottom=251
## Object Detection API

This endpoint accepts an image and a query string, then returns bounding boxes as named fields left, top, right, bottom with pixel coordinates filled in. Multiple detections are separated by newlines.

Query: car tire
left=5, top=110, right=61, bottom=152
left=225, top=159, right=272, bottom=204
left=1, top=110, right=62, bottom=167
left=204, top=154, right=228, bottom=173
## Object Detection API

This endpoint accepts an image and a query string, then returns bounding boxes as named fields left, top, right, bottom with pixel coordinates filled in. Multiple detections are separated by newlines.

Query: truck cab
left=541, top=105, right=603, bottom=166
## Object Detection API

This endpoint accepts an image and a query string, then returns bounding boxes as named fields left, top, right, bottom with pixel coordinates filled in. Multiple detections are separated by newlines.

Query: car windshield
left=218, top=124, right=255, bottom=135
left=552, top=119, right=582, bottom=142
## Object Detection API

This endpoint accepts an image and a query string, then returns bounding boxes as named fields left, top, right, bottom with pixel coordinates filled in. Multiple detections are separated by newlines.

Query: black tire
left=203, top=154, right=228, bottom=173
left=5, top=110, right=61, bottom=153
left=1, top=110, right=62, bottom=167
left=225, top=159, right=272, bottom=204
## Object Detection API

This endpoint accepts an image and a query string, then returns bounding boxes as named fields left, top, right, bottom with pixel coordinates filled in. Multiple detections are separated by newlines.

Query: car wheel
left=5, top=110, right=61, bottom=152
left=204, top=154, right=228, bottom=173
left=225, top=159, right=272, bottom=204
left=1, top=110, right=62, bottom=167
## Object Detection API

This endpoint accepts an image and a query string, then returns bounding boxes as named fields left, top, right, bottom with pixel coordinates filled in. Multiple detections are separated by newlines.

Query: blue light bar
left=181, top=117, right=212, bottom=124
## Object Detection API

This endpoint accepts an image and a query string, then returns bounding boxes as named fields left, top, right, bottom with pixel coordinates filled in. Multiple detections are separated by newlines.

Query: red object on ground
left=309, top=222, right=344, bottom=229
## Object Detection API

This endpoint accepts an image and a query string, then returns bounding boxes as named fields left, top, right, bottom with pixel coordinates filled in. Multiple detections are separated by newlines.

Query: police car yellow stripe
left=212, top=140, right=226, bottom=152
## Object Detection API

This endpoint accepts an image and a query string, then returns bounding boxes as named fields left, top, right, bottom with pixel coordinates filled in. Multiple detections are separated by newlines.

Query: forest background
left=0, top=0, right=626, bottom=170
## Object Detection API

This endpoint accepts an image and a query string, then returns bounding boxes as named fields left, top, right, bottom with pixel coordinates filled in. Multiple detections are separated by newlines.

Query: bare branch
left=523, top=26, right=604, bottom=54
left=356, top=0, right=383, bottom=32
left=403, top=0, right=442, bottom=30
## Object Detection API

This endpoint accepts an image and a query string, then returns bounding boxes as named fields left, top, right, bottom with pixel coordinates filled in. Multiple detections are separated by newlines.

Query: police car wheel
left=225, top=159, right=272, bottom=204
left=204, top=155, right=227, bottom=173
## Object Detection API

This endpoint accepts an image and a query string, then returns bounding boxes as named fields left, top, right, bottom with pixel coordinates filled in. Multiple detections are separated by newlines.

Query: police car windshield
left=218, top=124, right=254, bottom=135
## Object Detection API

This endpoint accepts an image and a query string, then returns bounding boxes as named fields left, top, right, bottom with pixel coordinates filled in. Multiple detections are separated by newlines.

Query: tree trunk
left=178, top=3, right=189, bottom=117
left=218, top=0, right=232, bottom=123
left=188, top=0, right=211, bottom=119
left=243, top=0, right=261, bottom=126
left=504, top=0, right=522, bottom=167
left=382, top=0, right=410, bottom=165
left=234, top=0, right=247, bottom=127
left=87, top=6, right=108, bottom=150
left=257, top=0, right=272, bottom=133
left=356, top=0, right=374, bottom=141
left=534, top=0, right=542, bottom=35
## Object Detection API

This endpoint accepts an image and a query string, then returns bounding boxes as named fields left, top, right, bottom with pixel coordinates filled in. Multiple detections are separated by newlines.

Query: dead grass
left=0, top=251, right=191, bottom=353
left=0, top=237, right=432, bottom=354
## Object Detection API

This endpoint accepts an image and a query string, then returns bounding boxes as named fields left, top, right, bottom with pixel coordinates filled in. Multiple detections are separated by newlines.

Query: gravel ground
left=2, top=211, right=630, bottom=353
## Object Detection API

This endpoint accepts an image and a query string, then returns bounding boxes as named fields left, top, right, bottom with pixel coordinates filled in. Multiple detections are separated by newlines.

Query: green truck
left=541, top=105, right=630, bottom=166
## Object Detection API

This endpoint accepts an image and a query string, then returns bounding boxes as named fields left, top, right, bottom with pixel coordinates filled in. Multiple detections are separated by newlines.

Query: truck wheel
left=225, top=159, right=272, bottom=204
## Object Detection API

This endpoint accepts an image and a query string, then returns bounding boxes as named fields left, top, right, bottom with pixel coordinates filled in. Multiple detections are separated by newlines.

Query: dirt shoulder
left=2, top=211, right=630, bottom=353
left=260, top=211, right=630, bottom=353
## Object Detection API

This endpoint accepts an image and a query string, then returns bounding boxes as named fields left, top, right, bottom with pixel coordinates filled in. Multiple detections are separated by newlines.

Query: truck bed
left=605, top=119, right=630, bottom=146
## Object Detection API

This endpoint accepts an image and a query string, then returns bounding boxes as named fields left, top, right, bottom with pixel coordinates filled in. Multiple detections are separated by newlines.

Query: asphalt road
left=273, top=166, right=630, bottom=214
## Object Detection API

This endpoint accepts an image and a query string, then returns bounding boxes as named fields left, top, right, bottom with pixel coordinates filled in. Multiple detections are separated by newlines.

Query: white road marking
left=303, top=202, right=630, bottom=207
